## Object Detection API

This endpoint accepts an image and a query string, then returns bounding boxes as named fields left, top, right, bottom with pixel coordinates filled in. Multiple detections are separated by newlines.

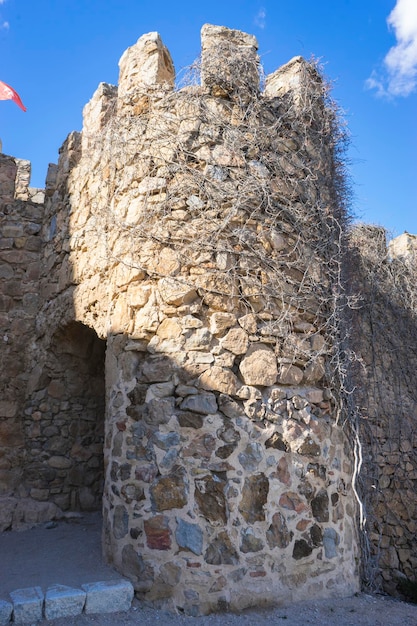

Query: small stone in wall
left=310, top=524, right=323, bottom=547
left=311, top=489, right=329, bottom=523
left=271, top=456, right=291, bottom=485
left=297, top=437, right=320, bottom=457
left=266, top=512, right=293, bottom=549
left=218, top=394, right=243, bottom=419
left=238, top=474, right=269, bottom=523
left=121, top=545, right=154, bottom=593
left=204, top=531, right=239, bottom=565
left=144, top=515, right=172, bottom=550
left=238, top=442, right=263, bottom=471
left=199, top=365, right=240, bottom=395
left=113, top=504, right=129, bottom=539
left=150, top=468, right=188, bottom=511
left=175, top=518, right=203, bottom=555
left=239, top=344, right=278, bottom=386
left=279, top=491, right=308, bottom=514
left=140, top=356, right=172, bottom=383
left=277, top=364, right=303, bottom=386
left=293, top=539, right=313, bottom=560
left=180, top=392, right=218, bottom=415
left=183, top=433, right=216, bottom=459
left=195, top=473, right=227, bottom=524
left=240, top=527, right=264, bottom=553
left=220, top=327, right=249, bottom=355
left=323, top=527, right=339, bottom=558
left=265, top=432, right=289, bottom=452
left=177, top=411, right=204, bottom=429
left=209, top=312, right=237, bottom=334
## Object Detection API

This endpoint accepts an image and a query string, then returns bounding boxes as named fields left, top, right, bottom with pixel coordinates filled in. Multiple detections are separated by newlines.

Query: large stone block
left=44, top=585, right=86, bottom=620
left=9, top=587, right=44, bottom=624
left=82, top=580, right=134, bottom=614
left=0, top=599, right=12, bottom=626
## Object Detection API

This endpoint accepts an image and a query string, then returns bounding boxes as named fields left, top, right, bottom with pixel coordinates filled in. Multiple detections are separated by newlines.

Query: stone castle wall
left=2, top=22, right=414, bottom=613
left=348, top=227, right=417, bottom=596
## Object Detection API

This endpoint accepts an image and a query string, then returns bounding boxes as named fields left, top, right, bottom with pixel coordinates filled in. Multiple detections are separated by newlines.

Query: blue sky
left=0, top=0, right=416, bottom=237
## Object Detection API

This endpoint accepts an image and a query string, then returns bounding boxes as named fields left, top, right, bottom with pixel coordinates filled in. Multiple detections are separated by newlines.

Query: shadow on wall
left=347, top=225, right=417, bottom=596
left=23, top=322, right=106, bottom=511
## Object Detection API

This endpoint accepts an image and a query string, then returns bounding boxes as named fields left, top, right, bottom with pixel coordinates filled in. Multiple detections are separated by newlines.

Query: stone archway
left=24, top=322, right=106, bottom=511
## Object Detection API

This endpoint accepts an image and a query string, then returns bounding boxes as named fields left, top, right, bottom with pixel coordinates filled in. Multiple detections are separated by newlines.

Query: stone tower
left=0, top=25, right=360, bottom=614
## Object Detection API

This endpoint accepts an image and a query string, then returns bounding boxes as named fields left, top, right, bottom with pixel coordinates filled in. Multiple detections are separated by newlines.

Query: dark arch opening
left=24, top=322, right=106, bottom=511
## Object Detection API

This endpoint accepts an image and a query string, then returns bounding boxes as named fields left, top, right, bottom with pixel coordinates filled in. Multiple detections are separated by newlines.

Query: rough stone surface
left=0, top=22, right=374, bottom=617
left=82, top=580, right=134, bottom=614
left=0, top=600, right=12, bottom=626
left=9, top=587, right=44, bottom=624
left=44, top=585, right=86, bottom=620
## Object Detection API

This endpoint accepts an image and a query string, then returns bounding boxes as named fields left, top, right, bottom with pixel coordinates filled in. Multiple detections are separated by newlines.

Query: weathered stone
left=292, top=539, right=313, bottom=560
left=183, top=433, right=216, bottom=459
left=239, top=344, right=278, bottom=386
left=158, top=277, right=197, bottom=306
left=238, top=442, right=263, bottom=471
left=140, top=356, right=172, bottom=382
left=277, top=364, right=303, bottom=386
left=310, top=524, right=323, bottom=547
left=175, top=518, right=203, bottom=555
left=217, top=394, right=242, bottom=419
left=177, top=411, right=204, bottom=429
left=147, top=397, right=175, bottom=425
left=82, top=580, right=134, bottom=614
left=220, top=327, right=249, bottom=355
left=279, top=491, right=307, bottom=514
left=199, top=366, right=240, bottom=395
left=311, top=489, right=329, bottom=522
left=152, top=431, right=180, bottom=450
left=118, top=31, right=174, bottom=92
left=195, top=474, right=227, bottom=524
left=9, top=587, right=44, bottom=624
left=144, top=515, right=172, bottom=550
left=113, top=505, right=129, bottom=539
left=297, top=437, right=320, bottom=457
left=121, top=544, right=154, bottom=591
left=240, top=527, right=264, bottom=553
left=238, top=474, right=269, bottom=523
left=209, top=312, right=237, bottom=334
left=180, top=392, right=218, bottom=415
left=0, top=599, right=12, bottom=625
left=44, top=585, right=86, bottom=620
left=273, top=456, right=292, bottom=485
left=204, top=531, right=239, bottom=565
left=120, top=483, right=145, bottom=504
left=265, top=432, right=288, bottom=452
left=266, top=512, right=293, bottom=549
left=150, top=468, right=188, bottom=511
left=201, top=24, right=259, bottom=100
left=159, top=561, right=181, bottom=586
left=323, top=527, right=339, bottom=558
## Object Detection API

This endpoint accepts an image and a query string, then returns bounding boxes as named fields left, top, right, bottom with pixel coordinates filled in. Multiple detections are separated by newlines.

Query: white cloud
left=1, top=20, right=9, bottom=30
left=254, top=7, right=266, bottom=30
left=366, top=0, right=417, bottom=97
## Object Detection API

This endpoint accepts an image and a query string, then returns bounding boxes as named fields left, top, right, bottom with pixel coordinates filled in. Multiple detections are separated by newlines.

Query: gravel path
left=41, top=593, right=417, bottom=625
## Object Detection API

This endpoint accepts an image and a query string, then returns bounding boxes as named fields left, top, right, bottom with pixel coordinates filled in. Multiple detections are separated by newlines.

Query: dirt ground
left=42, top=593, right=417, bottom=626
left=1, top=513, right=416, bottom=625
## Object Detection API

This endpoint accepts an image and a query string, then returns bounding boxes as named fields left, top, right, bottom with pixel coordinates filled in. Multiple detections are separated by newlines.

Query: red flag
left=0, top=80, right=26, bottom=112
